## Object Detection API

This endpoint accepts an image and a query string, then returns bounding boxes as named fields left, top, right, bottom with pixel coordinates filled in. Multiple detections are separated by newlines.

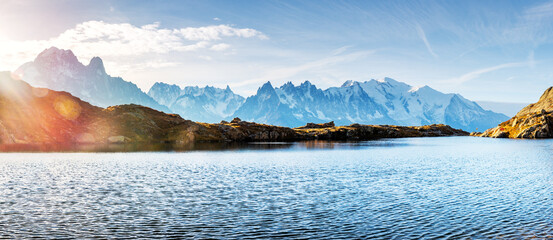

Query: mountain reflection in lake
left=0, top=139, right=407, bottom=152
left=0, top=137, right=552, bottom=239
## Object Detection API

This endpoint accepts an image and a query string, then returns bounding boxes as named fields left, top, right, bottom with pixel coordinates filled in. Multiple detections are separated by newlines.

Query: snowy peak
left=255, top=81, right=279, bottom=100
left=300, top=80, right=313, bottom=87
left=378, top=77, right=395, bottom=83
left=148, top=82, right=245, bottom=123
left=370, top=77, right=410, bottom=89
left=258, top=81, right=275, bottom=93
left=35, top=47, right=78, bottom=62
left=34, top=47, right=81, bottom=69
left=87, top=57, right=106, bottom=74
left=148, top=82, right=183, bottom=107
left=409, top=85, right=429, bottom=92
left=341, top=80, right=355, bottom=87
left=151, top=82, right=182, bottom=92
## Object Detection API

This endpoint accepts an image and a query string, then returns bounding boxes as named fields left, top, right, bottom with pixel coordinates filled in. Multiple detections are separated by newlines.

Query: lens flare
left=54, top=95, right=82, bottom=120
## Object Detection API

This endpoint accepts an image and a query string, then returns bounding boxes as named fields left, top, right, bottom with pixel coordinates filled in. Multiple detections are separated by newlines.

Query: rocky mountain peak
left=34, top=47, right=80, bottom=67
left=539, top=86, right=553, bottom=102
left=258, top=81, right=275, bottom=94
left=516, top=86, right=553, bottom=117
left=15, top=47, right=171, bottom=113
left=88, top=56, right=106, bottom=74
left=341, top=80, right=355, bottom=87
left=300, top=80, right=312, bottom=87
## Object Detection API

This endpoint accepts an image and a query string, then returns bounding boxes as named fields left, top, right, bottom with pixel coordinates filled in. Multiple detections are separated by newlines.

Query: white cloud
left=178, top=24, right=268, bottom=41
left=213, top=17, right=221, bottom=21
left=198, top=55, right=213, bottom=61
left=0, top=20, right=267, bottom=71
left=210, top=43, right=231, bottom=51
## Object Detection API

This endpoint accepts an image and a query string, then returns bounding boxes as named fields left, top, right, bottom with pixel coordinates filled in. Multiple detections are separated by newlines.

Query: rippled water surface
left=1, top=137, right=553, bottom=239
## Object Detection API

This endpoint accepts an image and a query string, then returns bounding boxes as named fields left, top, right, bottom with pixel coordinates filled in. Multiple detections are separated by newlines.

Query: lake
left=0, top=137, right=552, bottom=238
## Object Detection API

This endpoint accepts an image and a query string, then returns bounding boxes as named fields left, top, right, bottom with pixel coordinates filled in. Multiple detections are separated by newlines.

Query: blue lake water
left=0, top=137, right=552, bottom=239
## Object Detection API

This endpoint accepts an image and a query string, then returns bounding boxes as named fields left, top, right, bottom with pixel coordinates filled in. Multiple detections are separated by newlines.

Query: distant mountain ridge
left=15, top=47, right=507, bottom=132
left=15, top=47, right=170, bottom=112
left=228, top=78, right=507, bottom=131
left=148, top=82, right=245, bottom=123
left=150, top=78, right=508, bottom=132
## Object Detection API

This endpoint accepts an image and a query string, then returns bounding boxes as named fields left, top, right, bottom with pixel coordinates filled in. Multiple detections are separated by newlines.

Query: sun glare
left=53, top=95, right=82, bottom=120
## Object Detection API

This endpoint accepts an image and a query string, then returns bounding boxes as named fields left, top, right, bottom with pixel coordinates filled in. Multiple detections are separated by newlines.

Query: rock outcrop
left=481, top=87, right=553, bottom=138
left=296, top=121, right=335, bottom=129
left=515, top=87, right=553, bottom=117
left=294, top=124, right=467, bottom=140
left=0, top=72, right=468, bottom=146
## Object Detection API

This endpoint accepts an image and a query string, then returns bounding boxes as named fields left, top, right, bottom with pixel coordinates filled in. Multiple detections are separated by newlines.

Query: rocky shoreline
left=0, top=73, right=468, bottom=146
left=479, top=87, right=552, bottom=139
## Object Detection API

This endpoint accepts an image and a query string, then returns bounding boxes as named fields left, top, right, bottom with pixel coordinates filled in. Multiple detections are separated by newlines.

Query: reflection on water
left=0, top=141, right=291, bottom=152
left=0, top=139, right=407, bottom=152
left=0, top=137, right=552, bottom=238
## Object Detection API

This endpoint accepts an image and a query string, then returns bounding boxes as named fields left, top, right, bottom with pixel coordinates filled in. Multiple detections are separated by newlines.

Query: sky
left=0, top=0, right=552, bottom=103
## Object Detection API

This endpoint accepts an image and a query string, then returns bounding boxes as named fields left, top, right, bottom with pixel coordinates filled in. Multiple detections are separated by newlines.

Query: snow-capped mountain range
left=150, top=78, right=507, bottom=131
left=148, top=82, right=245, bottom=123
left=15, top=47, right=169, bottom=112
left=230, top=79, right=507, bottom=131
left=15, top=47, right=508, bottom=131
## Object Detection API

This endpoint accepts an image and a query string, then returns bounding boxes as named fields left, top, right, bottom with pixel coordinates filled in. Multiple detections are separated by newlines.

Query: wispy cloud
left=523, top=1, right=553, bottom=20
left=415, top=24, right=438, bottom=58
left=501, top=1, right=553, bottom=45
left=449, top=62, right=528, bottom=84
left=0, top=21, right=267, bottom=71
left=178, top=24, right=268, bottom=41
left=331, top=45, right=352, bottom=55
left=235, top=48, right=379, bottom=88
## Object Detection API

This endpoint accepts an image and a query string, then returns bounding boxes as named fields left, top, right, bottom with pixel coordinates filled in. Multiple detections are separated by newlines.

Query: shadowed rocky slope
left=480, top=87, right=553, bottom=138
left=0, top=72, right=468, bottom=146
